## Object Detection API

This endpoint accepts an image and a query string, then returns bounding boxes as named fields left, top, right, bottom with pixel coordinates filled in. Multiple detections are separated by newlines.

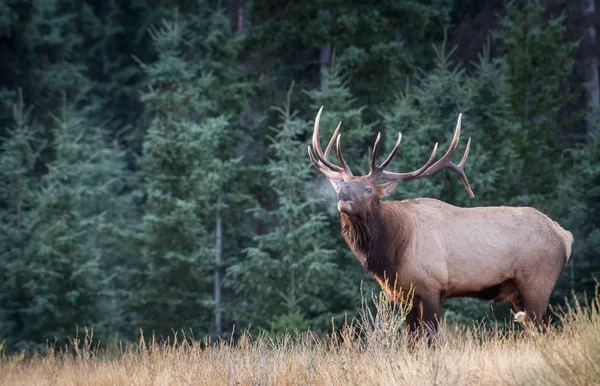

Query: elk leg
left=404, top=295, right=421, bottom=339
left=522, top=297, right=548, bottom=327
left=420, top=293, right=441, bottom=335
left=510, top=295, right=523, bottom=313
left=518, top=284, right=552, bottom=327
left=404, top=292, right=441, bottom=345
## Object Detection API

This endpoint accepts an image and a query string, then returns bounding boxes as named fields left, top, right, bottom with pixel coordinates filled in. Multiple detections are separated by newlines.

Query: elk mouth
left=337, top=199, right=354, bottom=214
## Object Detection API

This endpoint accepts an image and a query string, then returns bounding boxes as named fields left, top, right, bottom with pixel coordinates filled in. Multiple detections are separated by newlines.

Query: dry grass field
left=1, top=290, right=599, bottom=386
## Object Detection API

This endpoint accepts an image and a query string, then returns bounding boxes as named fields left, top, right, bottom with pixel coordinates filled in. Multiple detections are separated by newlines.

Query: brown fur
left=309, top=108, right=573, bottom=335
left=337, top=181, right=573, bottom=333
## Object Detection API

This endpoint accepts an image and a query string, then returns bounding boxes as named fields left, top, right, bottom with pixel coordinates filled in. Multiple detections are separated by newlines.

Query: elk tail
left=560, top=227, right=573, bottom=265
left=552, top=220, right=573, bottom=265
left=563, top=230, right=573, bottom=264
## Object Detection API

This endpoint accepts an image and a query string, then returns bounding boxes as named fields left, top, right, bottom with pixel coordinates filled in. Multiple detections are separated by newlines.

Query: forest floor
left=1, top=291, right=599, bottom=386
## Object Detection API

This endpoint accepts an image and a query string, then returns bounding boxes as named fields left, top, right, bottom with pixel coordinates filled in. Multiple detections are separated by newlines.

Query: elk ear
left=379, top=182, right=399, bottom=197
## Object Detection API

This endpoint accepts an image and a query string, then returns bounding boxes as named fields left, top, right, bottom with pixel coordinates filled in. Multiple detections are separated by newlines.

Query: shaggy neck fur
left=340, top=204, right=396, bottom=278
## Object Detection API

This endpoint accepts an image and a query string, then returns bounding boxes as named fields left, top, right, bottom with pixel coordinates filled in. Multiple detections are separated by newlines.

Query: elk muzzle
left=337, top=183, right=354, bottom=215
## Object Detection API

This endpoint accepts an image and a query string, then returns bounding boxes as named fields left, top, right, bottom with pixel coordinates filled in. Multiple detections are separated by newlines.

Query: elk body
left=308, top=107, right=573, bottom=335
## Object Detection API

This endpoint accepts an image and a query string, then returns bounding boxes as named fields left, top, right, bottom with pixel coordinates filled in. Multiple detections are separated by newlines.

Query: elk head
left=308, top=107, right=475, bottom=217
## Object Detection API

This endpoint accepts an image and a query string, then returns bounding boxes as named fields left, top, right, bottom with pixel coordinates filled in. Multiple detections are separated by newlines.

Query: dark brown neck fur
left=340, top=203, right=408, bottom=279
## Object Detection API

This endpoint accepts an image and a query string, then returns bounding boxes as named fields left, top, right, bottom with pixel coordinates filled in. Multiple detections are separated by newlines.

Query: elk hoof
left=514, top=311, right=526, bottom=323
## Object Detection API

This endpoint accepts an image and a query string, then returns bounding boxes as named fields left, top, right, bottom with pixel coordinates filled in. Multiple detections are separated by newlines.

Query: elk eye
left=366, top=187, right=373, bottom=193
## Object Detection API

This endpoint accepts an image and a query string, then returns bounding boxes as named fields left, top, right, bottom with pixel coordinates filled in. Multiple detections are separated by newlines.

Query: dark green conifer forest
left=1, top=0, right=599, bottom=352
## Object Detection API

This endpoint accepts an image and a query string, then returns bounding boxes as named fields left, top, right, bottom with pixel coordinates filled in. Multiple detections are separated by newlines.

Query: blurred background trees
left=1, top=0, right=598, bottom=352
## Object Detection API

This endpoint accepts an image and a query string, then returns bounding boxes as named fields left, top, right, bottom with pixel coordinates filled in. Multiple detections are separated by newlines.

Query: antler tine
left=308, top=108, right=474, bottom=197
left=312, top=106, right=344, bottom=173
left=378, top=132, right=402, bottom=170
left=445, top=111, right=462, bottom=156
left=369, top=128, right=438, bottom=181
left=378, top=142, right=438, bottom=181
left=324, top=121, right=342, bottom=159
left=455, top=137, right=474, bottom=197
left=308, top=146, right=340, bottom=179
left=460, top=137, right=471, bottom=166
left=336, top=134, right=353, bottom=176
left=408, top=113, right=475, bottom=198
left=370, top=132, right=382, bottom=172
left=415, top=114, right=464, bottom=176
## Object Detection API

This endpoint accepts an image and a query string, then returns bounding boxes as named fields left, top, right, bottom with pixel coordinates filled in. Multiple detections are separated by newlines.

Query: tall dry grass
left=1, top=288, right=599, bottom=386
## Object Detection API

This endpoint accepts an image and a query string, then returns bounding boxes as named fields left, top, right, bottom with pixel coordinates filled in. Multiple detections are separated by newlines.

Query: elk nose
left=338, top=185, right=352, bottom=201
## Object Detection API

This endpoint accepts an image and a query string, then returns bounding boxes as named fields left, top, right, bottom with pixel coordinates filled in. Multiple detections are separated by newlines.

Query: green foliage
left=229, top=85, right=336, bottom=334
left=0, top=91, right=46, bottom=350
left=247, top=0, right=451, bottom=116
left=0, top=0, right=593, bottom=352
left=552, top=129, right=600, bottom=298
left=0, top=91, right=132, bottom=351
left=305, top=62, right=373, bottom=172
left=465, top=41, right=523, bottom=204
left=380, top=39, right=521, bottom=208
left=132, top=16, right=218, bottom=336
left=495, top=0, right=580, bottom=197
left=131, top=9, right=251, bottom=338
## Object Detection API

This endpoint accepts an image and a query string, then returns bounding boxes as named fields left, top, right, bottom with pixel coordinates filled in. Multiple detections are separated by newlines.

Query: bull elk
left=308, top=107, right=573, bottom=335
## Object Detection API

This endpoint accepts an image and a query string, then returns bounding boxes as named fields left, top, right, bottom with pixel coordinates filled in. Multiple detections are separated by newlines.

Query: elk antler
left=369, top=114, right=474, bottom=198
left=308, top=108, right=474, bottom=198
left=308, top=106, right=352, bottom=179
left=368, top=131, right=439, bottom=181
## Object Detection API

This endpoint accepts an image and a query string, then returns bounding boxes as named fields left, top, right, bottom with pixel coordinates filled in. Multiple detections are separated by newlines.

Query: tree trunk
left=320, top=43, right=331, bottom=87
left=583, top=0, right=599, bottom=132
left=236, top=0, right=247, bottom=36
left=214, top=202, right=222, bottom=335
left=319, top=10, right=331, bottom=88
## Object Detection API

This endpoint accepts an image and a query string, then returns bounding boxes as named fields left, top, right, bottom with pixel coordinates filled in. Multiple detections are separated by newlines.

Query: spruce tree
left=228, top=85, right=337, bottom=333
left=0, top=92, right=133, bottom=351
left=552, top=130, right=600, bottom=299
left=246, top=0, right=452, bottom=117
left=132, top=11, right=247, bottom=337
left=25, top=100, right=126, bottom=348
left=0, top=91, right=45, bottom=351
left=495, top=0, right=579, bottom=198
left=186, top=5, right=254, bottom=335
left=464, top=41, right=522, bottom=206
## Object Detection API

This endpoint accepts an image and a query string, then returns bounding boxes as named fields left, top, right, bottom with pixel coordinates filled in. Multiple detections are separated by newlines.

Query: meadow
left=1, top=290, right=599, bottom=386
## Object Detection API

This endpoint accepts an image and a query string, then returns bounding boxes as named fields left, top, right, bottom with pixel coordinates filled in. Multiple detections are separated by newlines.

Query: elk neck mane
left=340, top=202, right=409, bottom=278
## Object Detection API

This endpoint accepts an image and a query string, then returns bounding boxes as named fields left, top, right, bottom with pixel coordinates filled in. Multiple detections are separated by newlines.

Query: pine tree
left=552, top=129, right=600, bottom=300
left=24, top=100, right=126, bottom=348
left=132, top=12, right=247, bottom=337
left=228, top=85, right=337, bottom=333
left=465, top=41, right=522, bottom=206
left=495, top=0, right=580, bottom=198
left=246, top=0, right=452, bottom=117
left=186, top=5, right=254, bottom=335
left=0, top=0, right=97, bottom=130
left=0, top=91, right=133, bottom=351
left=0, top=91, right=46, bottom=351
